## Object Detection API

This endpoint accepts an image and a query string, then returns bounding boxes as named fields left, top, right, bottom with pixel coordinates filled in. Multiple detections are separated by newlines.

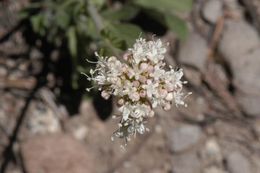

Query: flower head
left=85, top=37, right=191, bottom=145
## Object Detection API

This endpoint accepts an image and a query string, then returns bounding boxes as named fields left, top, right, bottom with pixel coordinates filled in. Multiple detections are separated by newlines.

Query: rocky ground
left=0, top=0, right=260, bottom=173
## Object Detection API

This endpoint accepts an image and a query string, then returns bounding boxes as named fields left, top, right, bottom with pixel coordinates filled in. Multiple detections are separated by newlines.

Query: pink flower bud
left=166, top=85, right=174, bottom=92
left=108, top=56, right=117, bottom=62
left=146, top=79, right=152, bottom=85
left=149, top=110, right=155, bottom=117
left=133, top=80, right=140, bottom=87
left=130, top=92, right=140, bottom=101
left=122, top=65, right=128, bottom=73
left=159, top=88, right=167, bottom=98
left=165, top=92, right=173, bottom=101
left=127, top=69, right=135, bottom=78
left=140, top=62, right=148, bottom=71
left=147, top=65, right=154, bottom=73
left=139, top=90, right=146, bottom=97
left=163, top=103, right=171, bottom=111
left=101, top=91, right=110, bottom=100
left=123, top=53, right=131, bottom=61
left=139, top=76, right=147, bottom=83
left=117, top=98, right=124, bottom=105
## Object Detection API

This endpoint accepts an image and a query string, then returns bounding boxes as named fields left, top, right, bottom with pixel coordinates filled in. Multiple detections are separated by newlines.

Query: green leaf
left=134, top=0, right=193, bottom=13
left=30, top=14, right=45, bottom=35
left=101, top=5, right=139, bottom=21
left=19, top=9, right=33, bottom=19
left=85, top=18, right=100, bottom=39
left=67, top=27, right=77, bottom=58
left=101, top=28, right=127, bottom=52
left=89, top=0, right=105, bottom=8
left=164, top=14, right=188, bottom=40
left=30, top=15, right=41, bottom=33
left=106, top=23, right=142, bottom=47
left=72, top=72, right=79, bottom=89
left=56, top=10, right=70, bottom=28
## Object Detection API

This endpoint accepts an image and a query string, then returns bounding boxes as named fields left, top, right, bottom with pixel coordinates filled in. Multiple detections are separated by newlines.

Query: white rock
left=205, top=138, right=222, bottom=162
left=27, top=102, right=61, bottom=134
left=73, top=126, right=88, bottom=140
left=202, top=0, right=223, bottom=24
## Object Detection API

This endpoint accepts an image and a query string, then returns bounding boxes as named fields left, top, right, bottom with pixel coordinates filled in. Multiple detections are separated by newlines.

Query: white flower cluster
left=85, top=38, right=190, bottom=143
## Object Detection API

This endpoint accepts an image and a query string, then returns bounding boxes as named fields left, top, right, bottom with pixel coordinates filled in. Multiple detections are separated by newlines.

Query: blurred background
left=0, top=0, right=260, bottom=173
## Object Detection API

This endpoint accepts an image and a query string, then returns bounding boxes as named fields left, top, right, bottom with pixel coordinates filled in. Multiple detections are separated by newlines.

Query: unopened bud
left=140, top=62, right=148, bottom=71
left=101, top=91, right=110, bottom=100
left=163, top=103, right=171, bottom=111
left=165, top=92, right=173, bottom=101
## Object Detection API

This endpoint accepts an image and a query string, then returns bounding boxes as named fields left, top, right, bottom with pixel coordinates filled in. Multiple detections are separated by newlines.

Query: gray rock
left=253, top=120, right=260, bottom=139
left=213, top=64, right=229, bottom=87
left=252, top=156, right=260, bottom=173
left=231, top=46, right=260, bottom=117
left=223, top=0, right=244, bottom=19
left=179, top=33, right=207, bottom=71
left=179, top=94, right=207, bottom=122
left=232, top=49, right=260, bottom=92
left=21, top=134, right=96, bottom=173
left=168, top=124, right=203, bottom=152
left=0, top=66, right=7, bottom=77
left=183, top=67, right=202, bottom=86
left=219, top=20, right=259, bottom=62
left=219, top=20, right=260, bottom=117
left=231, top=45, right=260, bottom=117
left=236, top=92, right=260, bottom=117
left=226, top=151, right=252, bottom=173
left=202, top=0, right=223, bottom=24
left=172, top=152, right=201, bottom=173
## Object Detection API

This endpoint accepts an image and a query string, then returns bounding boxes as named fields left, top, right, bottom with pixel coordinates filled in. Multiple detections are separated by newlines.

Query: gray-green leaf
left=107, top=23, right=142, bottom=47
left=134, top=0, right=193, bottom=13
left=101, top=5, right=139, bottom=21
left=165, top=14, right=188, bottom=40
left=67, top=27, right=77, bottom=58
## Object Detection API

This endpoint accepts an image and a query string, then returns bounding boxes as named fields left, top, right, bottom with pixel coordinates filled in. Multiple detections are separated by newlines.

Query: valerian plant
left=20, top=0, right=192, bottom=90
left=84, top=37, right=191, bottom=146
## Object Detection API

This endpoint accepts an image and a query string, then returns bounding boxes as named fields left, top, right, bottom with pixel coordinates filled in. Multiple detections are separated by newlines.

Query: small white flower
left=119, top=104, right=131, bottom=121
left=85, top=37, right=190, bottom=145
